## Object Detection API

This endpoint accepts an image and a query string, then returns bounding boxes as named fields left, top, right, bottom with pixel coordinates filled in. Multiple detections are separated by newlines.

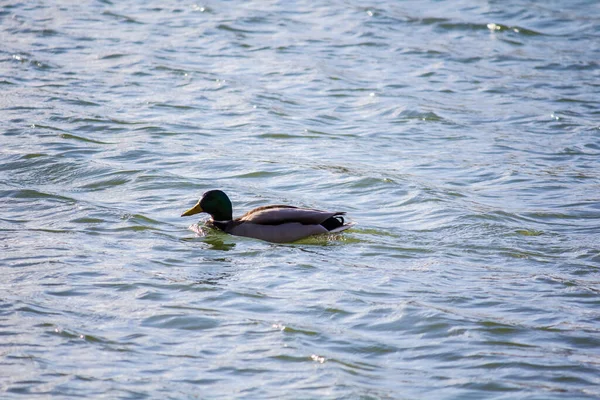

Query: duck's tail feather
left=321, top=214, right=355, bottom=232
left=328, top=222, right=355, bottom=233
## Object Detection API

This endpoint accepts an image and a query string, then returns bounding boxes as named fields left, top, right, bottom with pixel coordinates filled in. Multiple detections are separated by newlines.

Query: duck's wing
left=238, top=205, right=344, bottom=226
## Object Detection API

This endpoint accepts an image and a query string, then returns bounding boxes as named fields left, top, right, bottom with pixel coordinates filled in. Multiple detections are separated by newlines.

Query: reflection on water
left=202, top=236, right=237, bottom=252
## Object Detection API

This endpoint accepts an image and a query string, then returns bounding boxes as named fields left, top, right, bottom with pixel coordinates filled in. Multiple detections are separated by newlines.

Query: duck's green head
left=181, top=190, right=233, bottom=221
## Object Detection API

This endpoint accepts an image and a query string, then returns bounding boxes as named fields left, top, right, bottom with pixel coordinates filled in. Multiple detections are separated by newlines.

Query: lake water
left=2, top=0, right=599, bottom=398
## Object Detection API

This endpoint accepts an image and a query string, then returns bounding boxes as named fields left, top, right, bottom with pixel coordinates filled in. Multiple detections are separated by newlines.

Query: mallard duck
left=181, top=190, right=354, bottom=243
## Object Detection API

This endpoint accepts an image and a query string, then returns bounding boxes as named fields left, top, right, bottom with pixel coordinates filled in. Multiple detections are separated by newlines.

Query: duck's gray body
left=211, top=205, right=350, bottom=243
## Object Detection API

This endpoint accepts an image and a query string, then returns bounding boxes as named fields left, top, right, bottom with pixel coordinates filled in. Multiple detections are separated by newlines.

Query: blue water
left=2, top=0, right=600, bottom=398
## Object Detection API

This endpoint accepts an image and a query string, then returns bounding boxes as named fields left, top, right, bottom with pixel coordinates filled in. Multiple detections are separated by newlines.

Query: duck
left=181, top=190, right=354, bottom=243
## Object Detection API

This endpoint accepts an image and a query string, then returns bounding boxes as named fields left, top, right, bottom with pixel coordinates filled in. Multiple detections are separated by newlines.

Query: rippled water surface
left=2, top=0, right=600, bottom=398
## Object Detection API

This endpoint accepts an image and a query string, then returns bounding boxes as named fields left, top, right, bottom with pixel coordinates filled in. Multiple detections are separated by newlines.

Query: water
left=2, top=0, right=599, bottom=398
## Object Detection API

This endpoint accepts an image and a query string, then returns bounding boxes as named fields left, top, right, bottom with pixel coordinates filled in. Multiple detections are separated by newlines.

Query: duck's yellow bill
left=181, top=203, right=203, bottom=217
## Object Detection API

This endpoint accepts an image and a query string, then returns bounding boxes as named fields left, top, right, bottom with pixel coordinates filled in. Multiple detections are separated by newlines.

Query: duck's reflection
left=203, top=236, right=236, bottom=251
